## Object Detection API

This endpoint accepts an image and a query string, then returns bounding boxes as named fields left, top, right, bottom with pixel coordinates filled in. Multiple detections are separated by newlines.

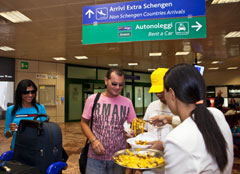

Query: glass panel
left=124, top=71, right=133, bottom=82
left=228, top=86, right=240, bottom=98
left=83, top=83, right=93, bottom=93
left=206, top=86, right=215, bottom=98
left=124, top=85, right=133, bottom=101
left=69, top=84, right=83, bottom=120
left=153, top=93, right=158, bottom=101
left=0, top=82, right=14, bottom=124
left=94, top=83, right=105, bottom=93
left=135, top=86, right=143, bottom=116
left=97, top=69, right=108, bottom=80
left=68, top=66, right=96, bottom=79
left=134, top=72, right=151, bottom=83
left=83, top=83, right=94, bottom=106
left=144, top=87, right=151, bottom=113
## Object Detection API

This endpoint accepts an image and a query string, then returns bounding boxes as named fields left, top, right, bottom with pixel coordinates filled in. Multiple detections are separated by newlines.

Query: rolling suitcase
left=0, top=160, right=41, bottom=174
left=13, top=114, right=63, bottom=173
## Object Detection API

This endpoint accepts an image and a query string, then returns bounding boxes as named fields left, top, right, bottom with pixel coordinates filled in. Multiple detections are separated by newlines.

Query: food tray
left=112, top=148, right=164, bottom=169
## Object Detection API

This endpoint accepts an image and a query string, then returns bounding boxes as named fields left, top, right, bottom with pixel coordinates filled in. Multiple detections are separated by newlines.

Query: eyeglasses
left=23, top=90, right=36, bottom=95
left=111, top=82, right=124, bottom=87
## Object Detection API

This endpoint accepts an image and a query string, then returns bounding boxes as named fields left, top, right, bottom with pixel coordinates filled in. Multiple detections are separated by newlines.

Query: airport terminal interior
left=1, top=0, right=240, bottom=173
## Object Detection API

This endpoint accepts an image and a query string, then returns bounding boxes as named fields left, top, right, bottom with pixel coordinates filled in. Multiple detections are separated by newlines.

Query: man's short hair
left=106, top=68, right=124, bottom=79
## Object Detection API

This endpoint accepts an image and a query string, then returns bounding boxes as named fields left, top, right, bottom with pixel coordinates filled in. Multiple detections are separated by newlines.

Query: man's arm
left=80, top=118, right=95, bottom=142
left=150, top=115, right=181, bottom=127
left=80, top=118, right=105, bottom=155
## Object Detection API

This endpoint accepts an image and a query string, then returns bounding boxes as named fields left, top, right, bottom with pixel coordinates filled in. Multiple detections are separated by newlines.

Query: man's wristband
left=90, top=137, right=97, bottom=144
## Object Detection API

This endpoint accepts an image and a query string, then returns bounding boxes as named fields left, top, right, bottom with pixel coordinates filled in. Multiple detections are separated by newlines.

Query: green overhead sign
left=82, top=16, right=206, bottom=44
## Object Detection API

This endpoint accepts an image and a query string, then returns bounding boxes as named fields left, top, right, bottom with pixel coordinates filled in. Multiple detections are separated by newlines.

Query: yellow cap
left=149, top=68, right=168, bottom=93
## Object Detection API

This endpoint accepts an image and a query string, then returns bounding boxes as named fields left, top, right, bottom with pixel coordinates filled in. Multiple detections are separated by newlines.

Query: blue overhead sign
left=83, top=0, right=206, bottom=25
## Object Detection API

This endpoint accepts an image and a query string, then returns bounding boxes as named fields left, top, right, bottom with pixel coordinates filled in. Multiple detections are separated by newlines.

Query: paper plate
left=127, top=132, right=158, bottom=149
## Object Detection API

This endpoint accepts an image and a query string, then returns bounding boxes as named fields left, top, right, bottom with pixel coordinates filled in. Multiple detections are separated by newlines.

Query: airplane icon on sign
left=97, top=10, right=106, bottom=16
left=96, top=7, right=108, bottom=20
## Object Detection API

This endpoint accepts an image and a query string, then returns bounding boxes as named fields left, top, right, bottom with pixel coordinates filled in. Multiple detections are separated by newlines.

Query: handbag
left=79, top=93, right=101, bottom=174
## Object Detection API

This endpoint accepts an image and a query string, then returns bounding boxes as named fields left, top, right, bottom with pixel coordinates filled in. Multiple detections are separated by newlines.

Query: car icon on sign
left=178, top=24, right=186, bottom=31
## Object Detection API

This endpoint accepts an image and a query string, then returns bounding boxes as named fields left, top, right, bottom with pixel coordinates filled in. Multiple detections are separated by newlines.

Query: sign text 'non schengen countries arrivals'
left=82, top=16, right=206, bottom=45
left=83, top=0, right=205, bottom=25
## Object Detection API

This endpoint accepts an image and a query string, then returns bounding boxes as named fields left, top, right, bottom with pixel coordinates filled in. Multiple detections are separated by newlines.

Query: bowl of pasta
left=127, top=132, right=158, bottom=149
left=113, top=148, right=164, bottom=169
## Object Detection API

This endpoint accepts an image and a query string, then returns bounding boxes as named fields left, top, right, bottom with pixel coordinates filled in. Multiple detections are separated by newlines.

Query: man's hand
left=124, top=129, right=134, bottom=138
left=150, top=115, right=172, bottom=127
left=91, top=139, right=105, bottom=155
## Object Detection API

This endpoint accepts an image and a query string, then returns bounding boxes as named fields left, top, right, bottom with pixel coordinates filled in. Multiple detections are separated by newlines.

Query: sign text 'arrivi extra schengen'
left=82, top=0, right=206, bottom=44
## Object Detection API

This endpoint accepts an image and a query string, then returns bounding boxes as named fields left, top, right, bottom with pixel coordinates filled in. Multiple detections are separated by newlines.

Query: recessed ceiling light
left=75, top=56, right=88, bottom=59
left=208, top=67, right=219, bottom=70
left=53, top=57, right=66, bottom=61
left=149, top=52, right=162, bottom=56
left=175, top=52, right=190, bottom=56
left=108, top=64, right=118, bottom=66
left=212, top=0, right=240, bottom=4
left=225, top=31, right=240, bottom=38
left=128, top=63, right=138, bottom=66
left=0, top=46, right=15, bottom=51
left=211, top=61, right=220, bottom=64
left=0, top=11, right=32, bottom=23
left=148, top=69, right=156, bottom=71
left=227, top=67, right=238, bottom=70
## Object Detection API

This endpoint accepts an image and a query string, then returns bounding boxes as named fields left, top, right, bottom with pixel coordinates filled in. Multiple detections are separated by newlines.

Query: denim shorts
left=86, top=158, right=125, bottom=174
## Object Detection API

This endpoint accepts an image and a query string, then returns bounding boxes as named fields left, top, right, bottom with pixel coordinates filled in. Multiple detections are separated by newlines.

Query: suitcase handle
left=18, top=120, right=43, bottom=136
left=33, top=114, right=50, bottom=122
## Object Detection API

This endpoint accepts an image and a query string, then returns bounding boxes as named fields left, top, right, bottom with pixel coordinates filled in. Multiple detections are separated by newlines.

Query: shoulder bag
left=79, top=93, right=101, bottom=174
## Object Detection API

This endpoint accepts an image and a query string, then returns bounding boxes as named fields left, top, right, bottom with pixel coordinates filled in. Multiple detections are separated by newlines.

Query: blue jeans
left=86, top=158, right=125, bottom=174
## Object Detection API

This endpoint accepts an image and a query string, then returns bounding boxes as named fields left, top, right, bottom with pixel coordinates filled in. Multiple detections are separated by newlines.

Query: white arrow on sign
left=85, top=9, right=94, bottom=18
left=191, top=21, right=202, bottom=31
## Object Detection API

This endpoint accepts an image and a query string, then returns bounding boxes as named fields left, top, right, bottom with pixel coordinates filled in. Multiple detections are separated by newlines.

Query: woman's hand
left=148, top=140, right=164, bottom=151
left=91, top=139, right=105, bottom=155
left=9, top=123, right=18, bottom=132
left=5, top=123, right=18, bottom=138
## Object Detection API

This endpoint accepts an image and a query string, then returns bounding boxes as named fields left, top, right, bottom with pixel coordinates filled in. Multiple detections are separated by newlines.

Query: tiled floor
left=1, top=122, right=240, bottom=174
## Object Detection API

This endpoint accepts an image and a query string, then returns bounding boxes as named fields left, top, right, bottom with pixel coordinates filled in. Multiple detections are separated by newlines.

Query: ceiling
left=0, top=0, right=239, bottom=73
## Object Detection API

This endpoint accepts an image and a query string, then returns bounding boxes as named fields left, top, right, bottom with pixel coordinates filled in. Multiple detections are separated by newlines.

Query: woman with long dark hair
left=151, top=64, right=233, bottom=173
left=4, top=79, right=46, bottom=150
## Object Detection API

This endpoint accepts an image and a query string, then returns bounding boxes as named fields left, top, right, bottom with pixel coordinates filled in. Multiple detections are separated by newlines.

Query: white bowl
left=127, top=132, right=158, bottom=149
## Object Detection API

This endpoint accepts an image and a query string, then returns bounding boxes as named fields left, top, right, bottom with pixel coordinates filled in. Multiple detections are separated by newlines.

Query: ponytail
left=191, top=104, right=227, bottom=172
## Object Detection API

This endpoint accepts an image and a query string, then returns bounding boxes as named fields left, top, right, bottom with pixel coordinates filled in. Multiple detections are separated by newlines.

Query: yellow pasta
left=135, top=140, right=148, bottom=145
left=113, top=149, right=164, bottom=169
left=131, top=118, right=146, bottom=136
